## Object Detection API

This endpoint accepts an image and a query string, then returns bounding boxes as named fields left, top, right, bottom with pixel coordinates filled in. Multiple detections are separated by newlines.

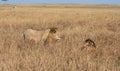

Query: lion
left=23, top=27, right=61, bottom=44
left=81, top=38, right=96, bottom=53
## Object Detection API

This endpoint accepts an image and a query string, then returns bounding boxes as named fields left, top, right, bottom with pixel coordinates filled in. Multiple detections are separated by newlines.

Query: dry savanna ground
left=0, top=4, right=120, bottom=71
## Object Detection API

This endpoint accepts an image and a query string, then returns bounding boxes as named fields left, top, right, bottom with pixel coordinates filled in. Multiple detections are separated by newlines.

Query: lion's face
left=44, top=28, right=61, bottom=45
left=49, top=28, right=61, bottom=41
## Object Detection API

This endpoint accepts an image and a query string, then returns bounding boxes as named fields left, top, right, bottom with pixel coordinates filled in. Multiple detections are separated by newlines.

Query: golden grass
left=0, top=4, right=120, bottom=71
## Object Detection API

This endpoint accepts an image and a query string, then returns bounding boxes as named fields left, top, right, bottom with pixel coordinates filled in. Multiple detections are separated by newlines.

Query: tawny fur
left=23, top=29, right=50, bottom=43
left=23, top=28, right=61, bottom=44
left=81, top=38, right=96, bottom=53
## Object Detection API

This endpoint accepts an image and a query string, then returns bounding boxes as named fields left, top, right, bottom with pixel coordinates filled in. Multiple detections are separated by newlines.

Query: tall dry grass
left=0, top=4, right=120, bottom=71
